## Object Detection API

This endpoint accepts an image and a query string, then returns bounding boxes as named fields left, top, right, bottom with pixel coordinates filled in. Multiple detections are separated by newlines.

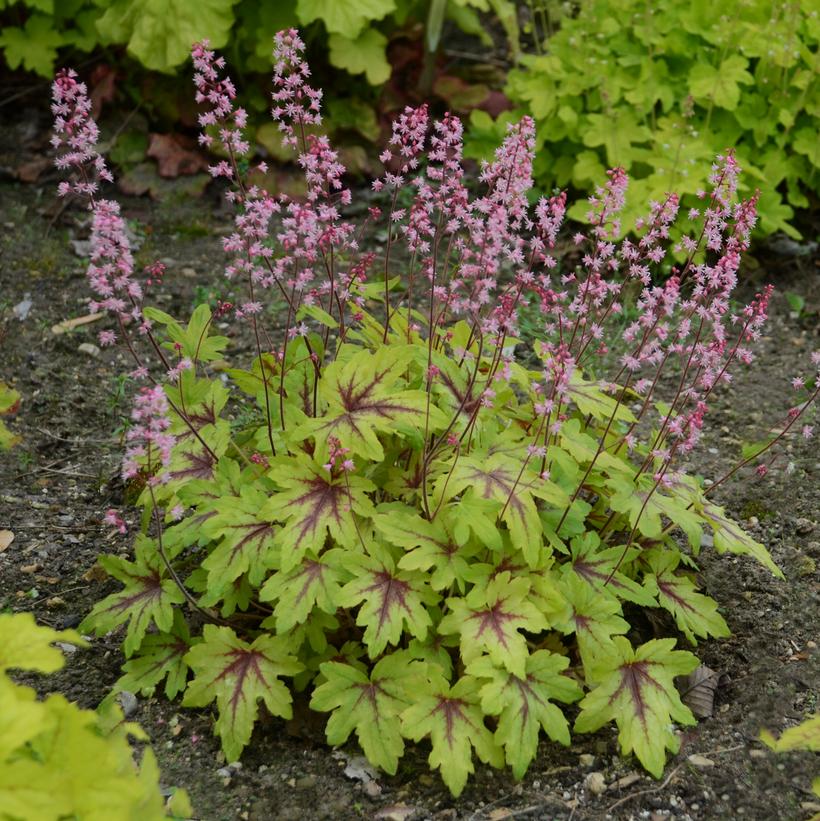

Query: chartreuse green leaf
left=200, top=484, right=279, bottom=590
left=112, top=611, right=195, bottom=699
left=328, top=29, right=391, bottom=84
left=297, top=0, right=396, bottom=38
left=183, top=625, right=302, bottom=761
left=376, top=503, right=478, bottom=592
left=81, top=535, right=185, bottom=657
left=551, top=574, right=629, bottom=683
left=310, top=651, right=426, bottom=774
left=562, top=532, right=656, bottom=607
left=760, top=714, right=820, bottom=753
left=575, top=637, right=699, bottom=777
left=643, top=550, right=730, bottom=644
left=439, top=572, right=547, bottom=678
left=337, top=541, right=438, bottom=657
left=0, top=613, right=189, bottom=819
left=401, top=671, right=504, bottom=797
left=469, top=651, right=583, bottom=779
left=0, top=14, right=64, bottom=77
left=97, top=0, right=240, bottom=72
left=442, top=452, right=568, bottom=567
left=688, top=55, right=753, bottom=111
left=0, top=611, right=85, bottom=674
left=261, top=453, right=374, bottom=571
left=0, top=380, right=21, bottom=450
left=701, top=503, right=783, bottom=577
left=291, top=346, right=447, bottom=462
left=259, top=552, right=344, bottom=631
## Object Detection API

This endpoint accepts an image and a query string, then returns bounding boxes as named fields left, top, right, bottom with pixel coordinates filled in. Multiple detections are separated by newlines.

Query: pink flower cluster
left=122, top=386, right=176, bottom=484
left=51, top=68, right=113, bottom=198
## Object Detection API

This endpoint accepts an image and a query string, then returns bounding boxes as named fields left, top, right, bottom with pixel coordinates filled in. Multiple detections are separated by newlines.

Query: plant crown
left=51, top=30, right=819, bottom=796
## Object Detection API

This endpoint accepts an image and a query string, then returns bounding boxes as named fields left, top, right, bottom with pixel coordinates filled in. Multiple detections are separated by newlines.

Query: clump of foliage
left=470, top=0, right=819, bottom=239
left=52, top=31, right=819, bottom=796
left=0, top=612, right=191, bottom=819
left=0, top=0, right=505, bottom=82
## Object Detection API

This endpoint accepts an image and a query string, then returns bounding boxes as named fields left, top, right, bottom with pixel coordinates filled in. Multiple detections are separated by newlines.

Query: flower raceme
left=53, top=30, right=819, bottom=796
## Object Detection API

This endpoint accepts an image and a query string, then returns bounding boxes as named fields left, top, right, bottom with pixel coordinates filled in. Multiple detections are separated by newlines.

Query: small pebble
left=579, top=753, right=595, bottom=767
left=795, top=517, right=814, bottom=535
left=584, top=771, right=606, bottom=795
left=687, top=754, right=715, bottom=768
left=77, top=342, right=100, bottom=357
left=364, top=780, right=382, bottom=798
left=118, top=691, right=138, bottom=718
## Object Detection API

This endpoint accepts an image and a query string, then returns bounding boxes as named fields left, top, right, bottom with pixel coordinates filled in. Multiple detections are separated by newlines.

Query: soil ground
left=0, top=105, right=818, bottom=821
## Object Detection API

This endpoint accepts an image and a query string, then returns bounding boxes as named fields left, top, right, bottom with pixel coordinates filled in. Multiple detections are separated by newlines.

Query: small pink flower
left=103, top=508, right=127, bottom=534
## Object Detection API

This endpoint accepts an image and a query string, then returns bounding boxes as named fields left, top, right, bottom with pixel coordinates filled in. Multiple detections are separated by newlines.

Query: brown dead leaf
left=20, top=563, right=42, bottom=574
left=16, top=157, right=52, bottom=183
left=0, top=530, right=13, bottom=552
left=51, top=313, right=105, bottom=335
left=90, top=65, right=117, bottom=119
left=147, top=133, right=209, bottom=178
left=83, top=563, right=108, bottom=582
left=680, top=664, right=719, bottom=718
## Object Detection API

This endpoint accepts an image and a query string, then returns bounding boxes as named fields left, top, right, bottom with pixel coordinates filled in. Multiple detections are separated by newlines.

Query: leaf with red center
left=143, top=304, right=228, bottom=363
left=81, top=534, right=185, bottom=657
left=400, top=672, right=503, bottom=797
left=441, top=452, right=568, bottom=567
left=643, top=550, right=729, bottom=644
left=165, top=421, right=231, bottom=487
left=574, top=637, right=698, bottom=777
left=550, top=574, right=629, bottom=684
left=182, top=625, right=302, bottom=762
left=112, top=610, right=195, bottom=699
left=701, top=503, right=783, bottom=577
left=438, top=572, right=547, bottom=678
left=337, top=542, right=438, bottom=658
left=166, top=376, right=229, bottom=443
left=261, top=454, right=374, bottom=571
left=259, top=552, right=343, bottom=632
left=562, top=532, right=656, bottom=606
left=468, top=650, right=583, bottom=779
left=375, top=503, right=478, bottom=592
left=290, top=347, right=447, bottom=462
left=310, top=651, right=426, bottom=775
left=200, top=485, right=279, bottom=591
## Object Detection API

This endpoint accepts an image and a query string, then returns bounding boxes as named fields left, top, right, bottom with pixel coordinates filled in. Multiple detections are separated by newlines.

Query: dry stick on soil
left=604, top=764, right=682, bottom=815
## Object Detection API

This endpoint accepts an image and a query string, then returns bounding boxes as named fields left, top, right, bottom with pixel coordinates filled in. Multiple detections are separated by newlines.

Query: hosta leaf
left=574, top=637, right=699, bottom=778
left=183, top=625, right=302, bottom=761
left=201, top=485, right=279, bottom=590
left=261, top=454, right=374, bottom=570
left=552, top=574, right=629, bottom=683
left=469, top=651, right=583, bottom=778
left=563, top=532, right=656, bottom=606
left=701, top=503, right=783, bottom=577
left=643, top=551, right=730, bottom=644
left=259, top=552, right=343, bottom=631
left=290, top=347, right=446, bottom=462
left=401, top=672, right=504, bottom=797
left=439, top=572, right=547, bottom=678
left=112, top=611, right=194, bottom=699
left=337, top=542, right=438, bottom=657
left=81, top=535, right=185, bottom=657
left=310, top=652, right=425, bottom=774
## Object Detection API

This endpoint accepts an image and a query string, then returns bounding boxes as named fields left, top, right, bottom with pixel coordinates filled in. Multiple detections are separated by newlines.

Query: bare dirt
left=1, top=105, right=818, bottom=821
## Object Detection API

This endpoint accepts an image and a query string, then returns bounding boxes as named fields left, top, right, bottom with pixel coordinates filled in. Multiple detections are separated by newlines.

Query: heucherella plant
left=52, top=30, right=819, bottom=796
